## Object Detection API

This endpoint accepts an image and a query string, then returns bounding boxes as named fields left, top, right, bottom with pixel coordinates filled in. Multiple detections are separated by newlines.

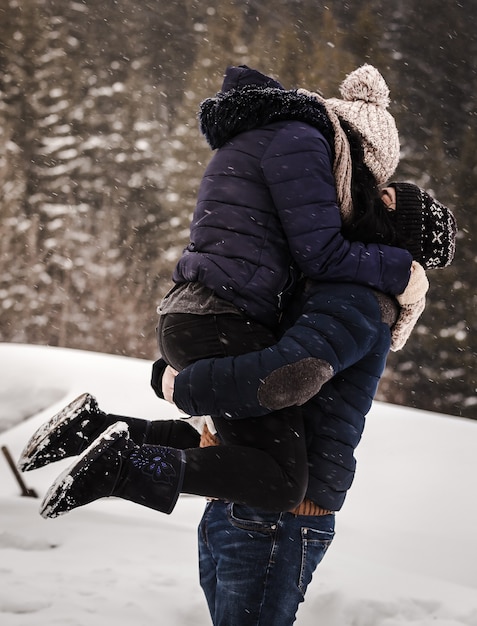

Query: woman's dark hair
left=340, top=122, right=402, bottom=247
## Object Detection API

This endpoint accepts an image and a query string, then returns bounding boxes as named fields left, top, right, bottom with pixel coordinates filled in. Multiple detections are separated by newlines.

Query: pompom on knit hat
left=390, top=182, right=457, bottom=269
left=326, top=64, right=400, bottom=186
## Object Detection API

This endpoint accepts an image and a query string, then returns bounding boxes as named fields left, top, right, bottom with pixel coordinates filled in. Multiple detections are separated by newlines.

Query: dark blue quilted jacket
left=172, top=281, right=397, bottom=511
left=173, top=66, right=412, bottom=327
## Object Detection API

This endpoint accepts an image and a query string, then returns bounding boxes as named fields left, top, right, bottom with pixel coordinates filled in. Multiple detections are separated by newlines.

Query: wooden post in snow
left=1, top=445, right=38, bottom=498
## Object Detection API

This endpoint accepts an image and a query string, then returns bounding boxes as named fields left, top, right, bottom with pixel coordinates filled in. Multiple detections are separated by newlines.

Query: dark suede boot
left=18, top=393, right=151, bottom=472
left=39, top=422, right=185, bottom=519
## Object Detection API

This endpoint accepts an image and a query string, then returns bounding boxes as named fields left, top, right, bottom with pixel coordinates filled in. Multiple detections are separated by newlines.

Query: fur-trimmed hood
left=199, top=66, right=335, bottom=151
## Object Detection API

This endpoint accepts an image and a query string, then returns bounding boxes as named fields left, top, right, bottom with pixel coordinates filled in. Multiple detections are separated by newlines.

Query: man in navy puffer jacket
left=162, top=182, right=456, bottom=624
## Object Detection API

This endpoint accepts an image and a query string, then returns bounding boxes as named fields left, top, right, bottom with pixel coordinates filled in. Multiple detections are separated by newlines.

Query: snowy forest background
left=0, top=0, right=475, bottom=420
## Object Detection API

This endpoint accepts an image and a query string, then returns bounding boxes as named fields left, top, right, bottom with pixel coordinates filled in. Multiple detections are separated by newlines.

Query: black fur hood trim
left=199, top=86, right=335, bottom=152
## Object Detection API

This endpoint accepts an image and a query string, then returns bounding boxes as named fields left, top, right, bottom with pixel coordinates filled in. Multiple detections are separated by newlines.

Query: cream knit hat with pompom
left=326, top=64, right=400, bottom=185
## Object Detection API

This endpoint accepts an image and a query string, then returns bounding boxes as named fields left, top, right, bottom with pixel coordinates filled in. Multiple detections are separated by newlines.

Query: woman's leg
left=183, top=406, right=307, bottom=511
left=39, top=312, right=308, bottom=516
left=159, top=313, right=309, bottom=511
left=18, top=393, right=200, bottom=472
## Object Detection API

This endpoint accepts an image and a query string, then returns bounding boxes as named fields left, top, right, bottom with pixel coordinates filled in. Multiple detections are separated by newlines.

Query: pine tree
left=1, top=0, right=475, bottom=416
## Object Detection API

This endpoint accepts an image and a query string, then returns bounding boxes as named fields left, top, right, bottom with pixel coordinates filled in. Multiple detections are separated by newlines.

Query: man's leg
left=258, top=510, right=335, bottom=625
left=198, top=501, right=279, bottom=626
left=198, top=500, right=335, bottom=626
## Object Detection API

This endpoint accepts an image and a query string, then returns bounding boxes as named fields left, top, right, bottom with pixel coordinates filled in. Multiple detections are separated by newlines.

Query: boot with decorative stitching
left=40, top=422, right=185, bottom=519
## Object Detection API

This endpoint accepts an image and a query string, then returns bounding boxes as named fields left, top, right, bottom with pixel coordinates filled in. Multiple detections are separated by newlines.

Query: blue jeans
left=198, top=501, right=335, bottom=626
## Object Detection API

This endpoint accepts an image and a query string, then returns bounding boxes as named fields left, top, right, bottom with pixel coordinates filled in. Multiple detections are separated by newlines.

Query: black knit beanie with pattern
left=389, top=182, right=457, bottom=269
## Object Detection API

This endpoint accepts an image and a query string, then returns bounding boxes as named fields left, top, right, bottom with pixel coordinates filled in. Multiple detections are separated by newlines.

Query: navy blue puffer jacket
left=173, top=66, right=412, bottom=328
left=171, top=282, right=398, bottom=511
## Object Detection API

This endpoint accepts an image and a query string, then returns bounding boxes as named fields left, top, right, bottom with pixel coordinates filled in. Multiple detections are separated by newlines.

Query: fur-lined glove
left=391, top=261, right=429, bottom=351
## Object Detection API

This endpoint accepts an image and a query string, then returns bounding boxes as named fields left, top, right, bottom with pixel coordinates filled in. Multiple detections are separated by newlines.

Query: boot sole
left=39, top=421, right=129, bottom=519
left=18, top=393, right=98, bottom=472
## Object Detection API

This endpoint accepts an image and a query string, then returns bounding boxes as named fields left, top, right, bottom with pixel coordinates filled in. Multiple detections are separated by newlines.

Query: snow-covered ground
left=1, top=342, right=476, bottom=625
